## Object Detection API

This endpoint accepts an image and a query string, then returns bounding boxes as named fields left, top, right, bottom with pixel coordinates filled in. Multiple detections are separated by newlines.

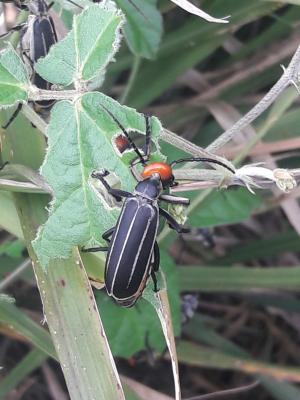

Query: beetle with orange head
left=83, top=106, right=234, bottom=307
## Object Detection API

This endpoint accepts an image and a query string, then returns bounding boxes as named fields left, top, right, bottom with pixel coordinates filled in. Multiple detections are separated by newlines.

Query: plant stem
left=0, top=258, right=31, bottom=292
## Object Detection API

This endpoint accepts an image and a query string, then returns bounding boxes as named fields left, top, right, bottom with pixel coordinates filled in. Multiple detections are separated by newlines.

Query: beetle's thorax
left=27, top=0, right=48, bottom=16
left=134, top=174, right=163, bottom=200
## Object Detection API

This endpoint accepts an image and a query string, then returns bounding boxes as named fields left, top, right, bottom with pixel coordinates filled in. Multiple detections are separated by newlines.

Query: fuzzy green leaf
left=115, top=0, right=163, bottom=59
left=35, top=3, right=124, bottom=87
left=189, top=188, right=262, bottom=227
left=32, top=92, right=163, bottom=267
left=0, top=46, right=29, bottom=107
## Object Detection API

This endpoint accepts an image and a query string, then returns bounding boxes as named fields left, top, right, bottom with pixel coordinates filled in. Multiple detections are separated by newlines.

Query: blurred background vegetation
left=1, top=0, right=300, bottom=399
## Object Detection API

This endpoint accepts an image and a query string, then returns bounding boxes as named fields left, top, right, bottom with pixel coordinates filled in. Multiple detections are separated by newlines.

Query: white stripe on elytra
left=110, top=198, right=141, bottom=293
left=126, top=203, right=159, bottom=289
left=106, top=197, right=131, bottom=272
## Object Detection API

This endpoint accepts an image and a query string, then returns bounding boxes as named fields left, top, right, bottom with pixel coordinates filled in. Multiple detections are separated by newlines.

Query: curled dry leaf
left=169, top=0, right=229, bottom=23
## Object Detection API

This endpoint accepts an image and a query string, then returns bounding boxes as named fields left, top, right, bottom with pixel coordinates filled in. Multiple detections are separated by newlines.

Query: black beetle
left=0, top=0, right=58, bottom=128
left=82, top=106, right=234, bottom=307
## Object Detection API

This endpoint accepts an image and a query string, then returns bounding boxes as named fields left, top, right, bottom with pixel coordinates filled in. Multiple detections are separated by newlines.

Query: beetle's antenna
left=170, top=157, right=235, bottom=174
left=99, top=104, right=146, bottom=166
left=64, top=0, right=83, bottom=9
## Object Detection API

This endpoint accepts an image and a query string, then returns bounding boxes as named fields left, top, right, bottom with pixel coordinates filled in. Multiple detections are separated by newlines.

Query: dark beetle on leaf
left=0, top=0, right=60, bottom=128
left=83, top=106, right=235, bottom=307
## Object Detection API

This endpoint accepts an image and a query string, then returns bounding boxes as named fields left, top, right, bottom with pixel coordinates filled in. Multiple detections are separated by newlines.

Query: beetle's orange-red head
left=141, top=162, right=173, bottom=184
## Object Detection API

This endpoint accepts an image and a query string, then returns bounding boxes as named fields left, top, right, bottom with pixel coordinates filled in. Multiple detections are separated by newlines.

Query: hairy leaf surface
left=0, top=47, right=29, bottom=107
left=32, top=92, right=163, bottom=267
left=35, top=3, right=124, bottom=87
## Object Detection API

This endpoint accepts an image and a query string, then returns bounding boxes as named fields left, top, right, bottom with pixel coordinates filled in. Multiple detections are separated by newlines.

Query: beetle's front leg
left=159, top=207, right=191, bottom=234
left=91, top=169, right=132, bottom=202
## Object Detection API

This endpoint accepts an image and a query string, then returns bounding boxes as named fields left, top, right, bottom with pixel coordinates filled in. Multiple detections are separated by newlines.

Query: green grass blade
left=177, top=341, right=300, bottom=382
left=0, top=297, right=57, bottom=359
left=179, top=266, right=300, bottom=292
left=184, top=317, right=300, bottom=400
left=0, top=349, right=47, bottom=398
left=14, top=192, right=125, bottom=400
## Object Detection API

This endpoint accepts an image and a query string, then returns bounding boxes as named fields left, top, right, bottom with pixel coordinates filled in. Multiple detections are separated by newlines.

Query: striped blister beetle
left=83, top=106, right=235, bottom=307
left=0, top=0, right=59, bottom=128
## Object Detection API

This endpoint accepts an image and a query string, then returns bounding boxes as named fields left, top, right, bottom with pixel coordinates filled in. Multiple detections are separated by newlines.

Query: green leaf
left=0, top=46, right=29, bottom=107
left=189, top=188, right=261, bottom=227
left=177, top=341, right=300, bottom=382
left=0, top=349, right=48, bottom=399
left=96, top=251, right=180, bottom=357
left=116, top=0, right=163, bottom=59
left=0, top=239, right=25, bottom=258
left=179, top=266, right=300, bottom=292
left=32, top=92, right=163, bottom=267
left=184, top=316, right=300, bottom=400
left=213, top=230, right=300, bottom=265
left=35, top=3, right=124, bottom=87
left=0, top=296, right=57, bottom=359
left=0, top=192, right=23, bottom=238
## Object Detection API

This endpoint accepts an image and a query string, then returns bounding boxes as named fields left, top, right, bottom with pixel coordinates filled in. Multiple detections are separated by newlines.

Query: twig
left=22, top=104, right=48, bottom=137
left=207, top=45, right=300, bottom=153
left=161, top=129, right=234, bottom=171
left=0, top=258, right=32, bottom=292
left=185, top=380, right=259, bottom=400
left=186, top=35, right=299, bottom=107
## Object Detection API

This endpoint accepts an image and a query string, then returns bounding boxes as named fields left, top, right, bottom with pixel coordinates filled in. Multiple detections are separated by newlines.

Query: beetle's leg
left=2, top=103, right=23, bottom=129
left=0, top=162, right=9, bottom=171
left=151, top=271, right=158, bottom=293
left=159, top=193, right=190, bottom=206
left=0, top=23, right=26, bottom=39
left=81, top=246, right=109, bottom=253
left=150, top=242, right=160, bottom=292
left=102, top=227, right=115, bottom=243
left=81, top=227, right=115, bottom=252
left=152, top=242, right=160, bottom=272
left=159, top=207, right=191, bottom=234
left=47, top=1, right=55, bottom=10
left=91, top=170, right=132, bottom=202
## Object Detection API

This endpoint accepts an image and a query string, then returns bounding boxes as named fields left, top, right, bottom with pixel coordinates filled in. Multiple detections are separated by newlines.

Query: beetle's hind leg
left=150, top=242, right=160, bottom=293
